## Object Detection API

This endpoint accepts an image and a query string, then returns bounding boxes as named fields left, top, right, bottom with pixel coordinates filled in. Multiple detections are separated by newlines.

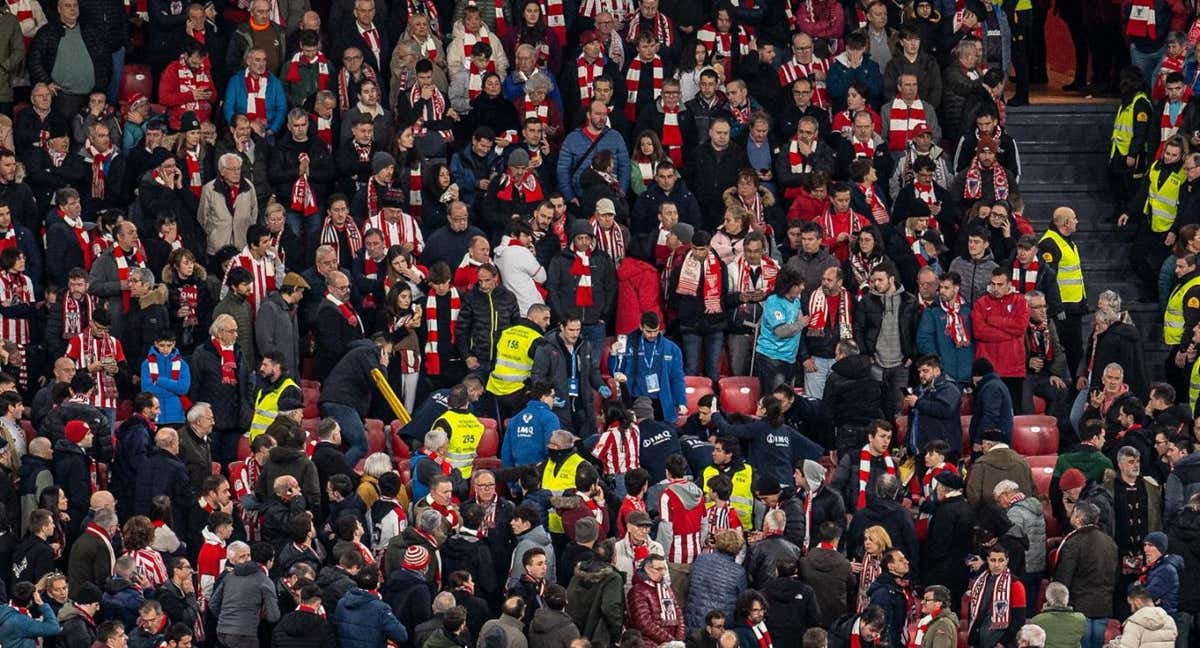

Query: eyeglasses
left=475, top=482, right=496, bottom=488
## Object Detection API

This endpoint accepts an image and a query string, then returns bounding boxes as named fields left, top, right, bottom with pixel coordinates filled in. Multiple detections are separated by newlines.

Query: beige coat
left=197, top=178, right=257, bottom=255
left=1119, top=606, right=1177, bottom=648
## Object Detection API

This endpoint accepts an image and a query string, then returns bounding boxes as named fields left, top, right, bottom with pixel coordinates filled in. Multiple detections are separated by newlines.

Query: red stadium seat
left=302, top=387, right=320, bottom=419
left=1027, top=454, right=1058, bottom=498
left=236, top=435, right=250, bottom=461
left=1032, top=395, right=1047, bottom=415
left=477, top=418, right=499, bottom=457
left=1012, top=415, right=1059, bottom=456
left=211, top=461, right=221, bottom=475
left=300, top=379, right=321, bottom=390
left=960, top=391, right=973, bottom=415
left=960, top=415, right=972, bottom=452
left=472, top=456, right=502, bottom=479
left=119, top=64, right=153, bottom=105
left=365, top=419, right=387, bottom=455
left=684, top=376, right=714, bottom=417
left=717, top=348, right=732, bottom=378
left=390, top=421, right=412, bottom=460
left=719, top=377, right=760, bottom=416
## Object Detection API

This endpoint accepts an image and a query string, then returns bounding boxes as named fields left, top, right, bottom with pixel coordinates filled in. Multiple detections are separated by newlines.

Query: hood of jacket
left=831, top=353, right=875, bottom=380
left=58, top=601, right=92, bottom=624
left=722, top=185, right=775, bottom=209
left=519, top=523, right=552, bottom=547
left=52, top=437, right=85, bottom=456
left=441, top=531, right=485, bottom=562
left=137, top=284, right=168, bottom=308
left=1173, top=508, right=1200, bottom=542
left=103, top=576, right=135, bottom=594
left=1128, top=605, right=1174, bottom=631
left=267, top=445, right=308, bottom=465
left=340, top=587, right=382, bottom=611
left=761, top=576, right=810, bottom=605
left=317, top=565, right=354, bottom=589
left=232, top=560, right=264, bottom=578
left=617, top=255, right=659, bottom=282
left=572, top=560, right=621, bottom=587
left=162, top=263, right=207, bottom=284
left=530, top=607, right=576, bottom=636
left=666, top=479, right=704, bottom=509
left=1158, top=554, right=1185, bottom=573
left=19, top=453, right=52, bottom=482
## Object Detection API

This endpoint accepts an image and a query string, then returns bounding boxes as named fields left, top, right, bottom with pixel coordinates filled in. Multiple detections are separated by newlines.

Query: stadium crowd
left=0, top=0, right=1197, bottom=646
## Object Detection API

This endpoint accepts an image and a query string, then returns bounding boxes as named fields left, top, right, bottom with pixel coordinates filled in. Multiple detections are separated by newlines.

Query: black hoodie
left=273, top=606, right=339, bottom=648
left=822, top=354, right=885, bottom=430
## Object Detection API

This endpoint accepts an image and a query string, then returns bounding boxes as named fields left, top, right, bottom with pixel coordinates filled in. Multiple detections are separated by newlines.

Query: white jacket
left=1119, top=606, right=1178, bottom=648
left=495, top=238, right=547, bottom=317
left=614, top=535, right=665, bottom=594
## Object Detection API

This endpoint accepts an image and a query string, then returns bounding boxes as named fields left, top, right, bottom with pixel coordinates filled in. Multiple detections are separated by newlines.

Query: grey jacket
left=212, top=292, right=256, bottom=369
left=255, top=291, right=300, bottom=376
left=477, top=613, right=528, bottom=648
left=210, top=561, right=281, bottom=637
left=947, top=249, right=998, bottom=304
left=1007, top=495, right=1047, bottom=573
left=508, top=525, right=556, bottom=588
left=88, top=246, right=144, bottom=337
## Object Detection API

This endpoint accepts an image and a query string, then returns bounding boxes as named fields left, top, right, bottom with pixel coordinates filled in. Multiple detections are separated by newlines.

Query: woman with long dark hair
left=501, top=0, right=563, bottom=72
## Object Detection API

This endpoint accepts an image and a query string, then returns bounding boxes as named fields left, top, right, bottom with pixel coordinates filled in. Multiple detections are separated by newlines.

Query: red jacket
left=787, top=187, right=828, bottom=224
left=616, top=256, right=664, bottom=335
left=158, top=59, right=216, bottom=130
left=625, top=572, right=686, bottom=644
left=971, top=291, right=1030, bottom=377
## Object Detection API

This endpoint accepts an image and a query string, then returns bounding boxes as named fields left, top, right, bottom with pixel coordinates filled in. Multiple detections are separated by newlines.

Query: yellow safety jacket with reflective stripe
left=543, top=453, right=585, bottom=534
left=436, top=410, right=485, bottom=478
left=249, top=378, right=298, bottom=441
left=1146, top=163, right=1187, bottom=233
left=1038, top=229, right=1085, bottom=304
left=1190, top=357, right=1200, bottom=413
left=1112, top=92, right=1149, bottom=158
left=702, top=462, right=755, bottom=530
left=486, top=324, right=542, bottom=396
left=1164, top=273, right=1200, bottom=345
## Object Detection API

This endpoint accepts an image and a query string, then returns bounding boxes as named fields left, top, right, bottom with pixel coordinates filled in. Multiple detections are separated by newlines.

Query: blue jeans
left=320, top=402, right=367, bottom=465
left=285, top=208, right=323, bottom=246
left=1084, top=617, right=1110, bottom=648
left=1070, top=388, right=1088, bottom=434
left=1130, top=44, right=1164, bottom=92
left=107, top=47, right=125, bottom=103
left=683, top=331, right=724, bottom=386
left=583, top=322, right=606, bottom=370
left=803, top=356, right=836, bottom=398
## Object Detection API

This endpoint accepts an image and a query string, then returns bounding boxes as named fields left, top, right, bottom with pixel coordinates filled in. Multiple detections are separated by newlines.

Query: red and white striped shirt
left=234, top=249, right=278, bottom=313
left=592, top=423, right=640, bottom=475
left=0, top=271, right=34, bottom=343
left=367, top=211, right=425, bottom=254
left=66, top=332, right=124, bottom=409
left=658, top=479, right=705, bottom=564
left=127, top=547, right=169, bottom=587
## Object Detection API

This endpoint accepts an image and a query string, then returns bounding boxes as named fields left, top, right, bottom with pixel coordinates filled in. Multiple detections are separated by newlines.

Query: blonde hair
left=863, top=525, right=892, bottom=554
left=714, top=529, right=744, bottom=556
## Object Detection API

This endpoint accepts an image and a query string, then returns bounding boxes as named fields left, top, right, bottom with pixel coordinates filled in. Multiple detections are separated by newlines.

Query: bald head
left=1052, top=207, right=1077, bottom=235
left=155, top=427, right=179, bottom=450
left=29, top=436, right=51, bottom=459
left=90, top=491, right=115, bottom=511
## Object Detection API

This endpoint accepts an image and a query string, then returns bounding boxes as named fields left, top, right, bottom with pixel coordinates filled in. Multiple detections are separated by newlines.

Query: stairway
left=1003, top=103, right=1170, bottom=378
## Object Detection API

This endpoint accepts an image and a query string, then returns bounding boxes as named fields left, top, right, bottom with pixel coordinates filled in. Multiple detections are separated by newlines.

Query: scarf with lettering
left=62, top=293, right=95, bottom=338
left=178, top=284, right=199, bottom=327
left=338, top=65, right=377, bottom=112
left=592, top=221, right=626, bottom=261
left=808, top=289, right=852, bottom=339
left=290, top=153, right=319, bottom=216
left=212, top=338, right=237, bottom=383
left=320, top=216, right=363, bottom=265
left=677, top=252, right=722, bottom=313
left=83, top=141, right=114, bottom=200
left=112, top=245, right=145, bottom=311
left=467, top=59, right=496, bottom=101
left=657, top=580, right=679, bottom=624
left=857, top=555, right=881, bottom=612
left=1027, top=320, right=1053, bottom=362
left=409, top=84, right=451, bottom=141
left=244, top=73, right=268, bottom=120
left=624, top=10, right=673, bottom=48
left=571, top=247, right=594, bottom=307
left=969, top=569, right=1013, bottom=629
left=1126, top=0, right=1157, bottom=40
left=940, top=294, right=969, bottom=346
left=857, top=446, right=896, bottom=509
left=1012, top=258, right=1038, bottom=293
left=496, top=170, right=544, bottom=203
left=576, top=55, right=606, bottom=107
left=964, top=159, right=1008, bottom=200
left=0, top=272, right=31, bottom=343
left=424, top=288, right=459, bottom=374
left=625, top=56, right=664, bottom=121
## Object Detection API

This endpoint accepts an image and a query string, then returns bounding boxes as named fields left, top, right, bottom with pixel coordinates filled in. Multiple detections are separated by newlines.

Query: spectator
left=1031, top=583, right=1087, bottom=648
left=1116, top=585, right=1178, bottom=648
left=1054, top=502, right=1118, bottom=648
left=331, top=566, right=408, bottom=648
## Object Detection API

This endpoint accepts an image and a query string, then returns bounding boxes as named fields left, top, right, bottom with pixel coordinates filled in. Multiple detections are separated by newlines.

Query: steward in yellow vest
left=701, top=445, right=755, bottom=530
left=1037, top=208, right=1087, bottom=376
left=1123, top=138, right=1187, bottom=305
left=432, top=385, right=486, bottom=478
left=486, top=305, right=552, bottom=418
left=249, top=355, right=303, bottom=441
left=542, top=430, right=586, bottom=534
left=1163, top=256, right=1200, bottom=345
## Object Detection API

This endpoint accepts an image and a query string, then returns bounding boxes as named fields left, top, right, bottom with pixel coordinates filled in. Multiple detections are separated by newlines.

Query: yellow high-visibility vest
left=249, top=378, right=298, bottom=441
left=543, top=453, right=585, bottom=534
left=1190, top=357, right=1200, bottom=411
left=1111, top=92, right=1149, bottom=158
left=486, top=324, right=542, bottom=396
left=1039, top=230, right=1085, bottom=304
left=435, top=410, right=485, bottom=478
left=702, top=462, right=755, bottom=530
left=1146, top=163, right=1187, bottom=233
left=1164, top=274, right=1200, bottom=345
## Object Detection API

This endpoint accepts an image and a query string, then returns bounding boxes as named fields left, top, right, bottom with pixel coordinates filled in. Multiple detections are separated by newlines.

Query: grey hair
left=287, top=107, right=309, bottom=123
left=515, top=43, right=536, bottom=58
left=525, top=73, right=552, bottom=94
left=227, top=540, right=250, bottom=561
left=113, top=555, right=137, bottom=577
left=1072, top=501, right=1100, bottom=526
left=1017, top=625, right=1046, bottom=648
left=314, top=245, right=337, bottom=263
left=93, top=507, right=118, bottom=529
left=1103, top=362, right=1125, bottom=377
left=209, top=313, right=236, bottom=338
left=424, top=429, right=448, bottom=452
left=432, top=591, right=457, bottom=614
left=762, top=509, right=787, bottom=532
left=876, top=473, right=901, bottom=499
left=1024, top=290, right=1044, bottom=302
left=243, top=46, right=266, bottom=65
left=992, top=479, right=1020, bottom=497
left=217, top=152, right=242, bottom=172
left=836, top=339, right=859, bottom=357
left=1044, top=581, right=1070, bottom=606
left=417, top=508, right=443, bottom=532
left=396, top=39, right=421, bottom=57
left=1117, top=446, right=1141, bottom=462
left=1098, top=289, right=1123, bottom=310
left=186, top=402, right=213, bottom=424
left=363, top=452, right=392, bottom=477
left=129, top=267, right=155, bottom=286
left=1094, top=307, right=1120, bottom=326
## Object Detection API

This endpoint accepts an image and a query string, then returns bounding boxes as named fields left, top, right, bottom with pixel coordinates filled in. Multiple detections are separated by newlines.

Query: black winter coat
left=28, top=21, right=112, bottom=91
left=314, top=297, right=365, bottom=380
left=545, top=246, right=617, bottom=325
left=920, top=493, right=975, bottom=598
left=316, top=566, right=356, bottom=611
left=668, top=256, right=730, bottom=334
left=272, top=608, right=339, bottom=648
left=1169, top=506, right=1200, bottom=613
left=383, top=568, right=433, bottom=639
left=267, top=136, right=335, bottom=209
left=685, top=143, right=751, bottom=231
left=133, top=447, right=192, bottom=529
left=1083, top=321, right=1148, bottom=397
left=829, top=613, right=883, bottom=648
left=854, top=289, right=920, bottom=361
left=801, top=546, right=853, bottom=628
left=440, top=531, right=499, bottom=604
left=823, top=354, right=885, bottom=430
left=847, top=500, right=920, bottom=576
left=867, top=571, right=910, bottom=648
left=189, top=341, right=252, bottom=431
left=318, top=340, right=382, bottom=417
left=255, top=446, right=321, bottom=516
left=455, top=285, right=521, bottom=364
left=761, top=576, right=821, bottom=646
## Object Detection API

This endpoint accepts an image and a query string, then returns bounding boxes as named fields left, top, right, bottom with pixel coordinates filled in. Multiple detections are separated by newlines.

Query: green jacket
left=1032, top=605, right=1087, bottom=648
left=921, top=609, right=959, bottom=648
left=1053, top=445, right=1114, bottom=482
left=422, top=629, right=468, bottom=648
left=0, top=7, right=24, bottom=102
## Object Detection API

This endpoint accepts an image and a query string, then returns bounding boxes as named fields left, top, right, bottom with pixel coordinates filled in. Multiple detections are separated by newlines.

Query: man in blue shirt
left=502, top=381, right=561, bottom=468
left=612, top=312, right=687, bottom=425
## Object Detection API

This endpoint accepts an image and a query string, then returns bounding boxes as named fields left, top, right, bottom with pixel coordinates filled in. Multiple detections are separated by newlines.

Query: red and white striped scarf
left=735, top=257, right=779, bottom=294
left=656, top=580, right=679, bottom=624
left=940, top=294, right=969, bottom=346
left=576, top=55, right=606, bottom=107
left=244, top=73, right=268, bottom=120
left=750, top=620, right=773, bottom=648
left=697, top=23, right=750, bottom=59
left=859, top=182, right=889, bottom=225
left=320, top=217, right=363, bottom=266
left=7, top=0, right=35, bottom=46
left=578, top=0, right=631, bottom=17
left=853, top=136, right=877, bottom=159
left=112, top=245, right=145, bottom=311
left=856, top=446, right=896, bottom=509
left=389, top=312, right=421, bottom=372
left=172, top=57, right=213, bottom=116
left=1012, top=258, right=1038, bottom=293
left=368, top=212, right=423, bottom=253
left=327, top=294, right=363, bottom=332
left=571, top=248, right=594, bottom=307
left=183, top=148, right=204, bottom=198
left=83, top=141, right=113, bottom=200
left=1126, top=0, right=1157, bottom=40
left=592, top=221, right=626, bottom=261
left=857, top=555, right=881, bottom=612
left=467, top=60, right=496, bottom=101
left=75, top=331, right=120, bottom=408
left=594, top=423, right=640, bottom=474
left=677, top=252, right=722, bottom=313
left=406, top=162, right=424, bottom=220
left=424, top=288, right=459, bottom=374
left=886, top=98, right=927, bottom=151
left=285, top=51, right=330, bottom=89
left=910, top=605, right=943, bottom=648
left=0, top=272, right=32, bottom=343
left=788, top=137, right=813, bottom=174
left=146, top=350, right=181, bottom=384
left=409, top=84, right=452, bottom=141
left=963, top=158, right=1008, bottom=200
left=212, top=338, right=237, bottom=384
left=461, top=28, right=494, bottom=66
left=523, top=97, right=551, bottom=123
left=406, top=0, right=441, bottom=36
left=541, top=0, right=565, bottom=44
left=290, top=153, right=319, bottom=216
left=62, top=293, right=95, bottom=338
left=235, top=251, right=277, bottom=312
left=338, top=65, right=377, bottom=112
left=624, top=55, right=664, bottom=121
left=807, top=288, right=852, bottom=339
left=914, top=462, right=956, bottom=537
left=1158, top=103, right=1185, bottom=157
left=624, top=11, right=673, bottom=48
left=661, top=104, right=683, bottom=166
left=968, top=570, right=1013, bottom=629
left=782, top=58, right=830, bottom=108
